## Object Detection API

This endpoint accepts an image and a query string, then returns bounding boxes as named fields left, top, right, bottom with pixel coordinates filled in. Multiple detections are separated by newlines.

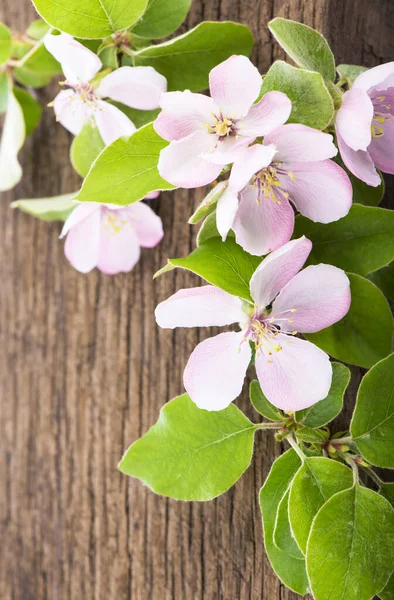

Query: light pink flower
left=44, top=33, right=167, bottom=145
left=60, top=196, right=163, bottom=274
left=216, top=124, right=352, bottom=256
left=335, top=62, right=394, bottom=186
left=154, top=55, right=292, bottom=188
left=155, top=237, right=351, bottom=411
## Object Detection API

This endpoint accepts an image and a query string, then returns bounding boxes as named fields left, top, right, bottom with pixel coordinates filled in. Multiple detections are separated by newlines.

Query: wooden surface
left=1, top=1, right=393, bottom=599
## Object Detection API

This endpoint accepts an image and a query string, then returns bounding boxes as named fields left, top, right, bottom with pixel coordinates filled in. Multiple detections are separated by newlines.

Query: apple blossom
left=60, top=194, right=163, bottom=274
left=155, top=237, right=351, bottom=411
left=335, top=62, right=394, bottom=186
left=44, top=33, right=167, bottom=145
left=216, top=124, right=352, bottom=255
left=154, top=55, right=292, bottom=188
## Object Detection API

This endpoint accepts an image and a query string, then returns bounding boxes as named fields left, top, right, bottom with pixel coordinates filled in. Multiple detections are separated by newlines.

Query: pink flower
left=155, top=237, right=351, bottom=411
left=216, top=125, right=352, bottom=256
left=154, top=55, right=292, bottom=188
left=44, top=33, right=167, bottom=145
left=60, top=196, right=163, bottom=274
left=335, top=62, right=394, bottom=186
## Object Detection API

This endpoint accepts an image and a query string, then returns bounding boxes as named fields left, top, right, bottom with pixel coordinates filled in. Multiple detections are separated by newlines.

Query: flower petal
left=127, top=202, right=163, bottom=247
left=232, top=185, right=294, bottom=256
left=0, top=89, right=24, bottom=192
left=94, top=101, right=136, bottom=145
left=60, top=202, right=99, bottom=238
left=209, top=55, right=262, bottom=118
left=158, top=130, right=222, bottom=188
left=236, top=91, right=291, bottom=137
left=255, top=334, right=332, bottom=411
left=64, top=206, right=101, bottom=273
left=154, top=90, right=216, bottom=141
left=264, top=124, right=337, bottom=163
left=97, top=210, right=141, bottom=275
left=368, top=115, right=394, bottom=175
left=336, top=131, right=380, bottom=187
left=44, top=32, right=101, bottom=83
left=335, top=88, right=373, bottom=151
left=53, top=89, right=91, bottom=136
left=279, top=160, right=352, bottom=223
left=216, top=186, right=240, bottom=241
left=155, top=286, right=245, bottom=328
left=353, top=62, right=394, bottom=92
left=249, top=237, right=312, bottom=308
left=97, top=66, right=167, bottom=111
left=184, top=331, right=251, bottom=411
left=272, top=264, right=351, bottom=333
left=228, top=143, right=278, bottom=193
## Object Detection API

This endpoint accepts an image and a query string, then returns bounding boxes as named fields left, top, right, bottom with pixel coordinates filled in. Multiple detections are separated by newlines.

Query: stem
left=255, top=422, right=282, bottom=430
left=344, top=455, right=360, bottom=486
left=361, top=467, right=384, bottom=488
left=11, top=27, right=54, bottom=69
left=332, top=436, right=353, bottom=444
left=285, top=434, right=305, bottom=462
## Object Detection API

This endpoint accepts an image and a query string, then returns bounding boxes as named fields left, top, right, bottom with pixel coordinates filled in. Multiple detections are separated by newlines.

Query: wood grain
left=0, top=1, right=393, bottom=599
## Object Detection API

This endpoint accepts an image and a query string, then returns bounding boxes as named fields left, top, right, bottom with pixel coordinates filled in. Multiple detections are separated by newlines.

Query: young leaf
left=13, top=88, right=42, bottom=136
left=0, top=23, right=12, bottom=65
left=11, top=193, right=76, bottom=221
left=306, top=486, right=394, bottom=600
left=189, top=181, right=228, bottom=225
left=119, top=393, right=256, bottom=501
left=289, top=457, right=353, bottom=554
left=70, top=123, right=105, bottom=178
left=25, top=19, right=50, bottom=40
left=31, top=0, right=149, bottom=39
left=380, top=483, right=394, bottom=508
left=268, top=18, right=335, bottom=81
left=294, top=205, right=394, bottom=276
left=13, top=44, right=61, bottom=88
left=109, top=101, right=160, bottom=129
left=76, top=123, right=175, bottom=206
left=259, top=450, right=309, bottom=595
left=350, top=353, right=394, bottom=468
left=337, top=64, right=367, bottom=85
left=261, top=61, right=334, bottom=130
left=249, top=380, right=283, bottom=421
left=273, top=489, right=304, bottom=559
left=196, top=212, right=235, bottom=246
left=131, top=0, right=192, bottom=39
left=295, top=362, right=350, bottom=428
left=133, top=22, right=254, bottom=91
left=0, top=87, right=25, bottom=192
left=368, top=261, right=394, bottom=304
left=295, top=427, right=326, bottom=444
left=164, top=237, right=262, bottom=302
left=98, top=44, right=118, bottom=69
left=306, top=274, right=393, bottom=369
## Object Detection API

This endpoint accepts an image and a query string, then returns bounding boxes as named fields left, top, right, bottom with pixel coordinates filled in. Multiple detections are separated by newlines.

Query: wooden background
left=1, top=0, right=393, bottom=598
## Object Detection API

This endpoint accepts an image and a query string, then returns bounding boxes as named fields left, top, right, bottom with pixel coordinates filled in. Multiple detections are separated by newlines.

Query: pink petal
left=154, top=91, right=216, bottom=141
left=201, top=135, right=255, bottom=166
left=127, top=202, right=163, bottom=247
left=216, top=186, right=240, bottom=241
left=264, top=124, right=337, bottom=163
left=155, top=286, right=245, bottom=328
left=158, top=130, right=222, bottom=188
left=228, top=143, right=278, bottom=193
left=183, top=331, right=251, bottom=411
left=96, top=209, right=141, bottom=275
left=368, top=115, right=394, bottom=175
left=236, top=91, right=291, bottom=137
left=209, top=55, right=262, bottom=118
left=232, top=185, right=294, bottom=256
left=64, top=207, right=101, bottom=273
left=279, top=160, right=352, bottom=223
left=60, top=202, right=99, bottom=238
left=255, top=334, right=332, bottom=411
left=97, top=66, right=167, bottom=111
left=353, top=62, right=394, bottom=92
left=53, top=89, right=92, bottom=135
left=94, top=101, right=136, bottom=145
left=44, top=33, right=102, bottom=83
left=335, top=88, right=373, bottom=151
left=249, top=237, right=312, bottom=308
left=336, top=131, right=380, bottom=187
left=272, top=264, right=351, bottom=334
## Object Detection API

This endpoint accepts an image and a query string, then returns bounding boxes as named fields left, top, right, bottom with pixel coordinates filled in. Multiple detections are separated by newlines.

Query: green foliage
left=273, top=490, right=304, bottom=559
left=380, top=574, right=394, bottom=600
left=0, top=71, right=9, bottom=113
left=109, top=101, right=160, bottom=129
left=337, top=64, right=367, bottom=85
left=189, top=182, right=228, bottom=225
left=119, top=393, right=256, bottom=501
left=25, top=19, right=50, bottom=40
left=11, top=193, right=76, bottom=221
left=70, top=123, right=105, bottom=178
left=13, top=43, right=61, bottom=88
left=131, top=0, right=192, bottom=38
left=381, top=483, right=394, bottom=508
left=295, top=427, right=326, bottom=444
left=13, top=88, right=42, bottom=136
left=195, top=213, right=235, bottom=246
left=349, top=169, right=385, bottom=206
left=0, top=23, right=12, bottom=65
left=249, top=380, right=283, bottom=421
left=369, top=262, right=394, bottom=304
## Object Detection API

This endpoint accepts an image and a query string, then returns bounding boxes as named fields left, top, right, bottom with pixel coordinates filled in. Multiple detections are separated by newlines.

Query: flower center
left=240, top=308, right=298, bottom=361
left=207, top=112, right=236, bottom=139
left=104, top=211, right=131, bottom=235
left=371, top=95, right=392, bottom=138
left=73, top=82, right=98, bottom=107
left=252, top=163, right=296, bottom=204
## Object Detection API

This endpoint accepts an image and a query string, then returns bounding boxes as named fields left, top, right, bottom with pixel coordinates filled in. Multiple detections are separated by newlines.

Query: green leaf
left=11, top=192, right=76, bottom=221
left=350, top=353, right=394, bottom=468
left=0, top=87, right=25, bottom=192
left=98, top=44, right=118, bottom=69
left=295, top=427, right=326, bottom=444
left=131, top=0, right=191, bottom=38
left=349, top=169, right=384, bottom=207
left=119, top=393, right=256, bottom=501
left=307, top=274, right=393, bottom=369
left=295, top=363, right=350, bottom=428
left=165, top=237, right=261, bottom=302
left=0, top=71, right=9, bottom=113
left=133, top=22, right=254, bottom=92
left=14, top=44, right=61, bottom=88
left=368, top=261, right=394, bottom=303
left=0, top=23, right=12, bottom=65
left=268, top=18, right=335, bottom=81
left=109, top=101, right=160, bottom=128
left=189, top=181, right=228, bottom=225
left=294, top=205, right=394, bottom=276
left=70, top=123, right=105, bottom=178
left=261, top=61, right=334, bottom=130
left=306, top=486, right=394, bottom=600
left=380, top=573, right=394, bottom=600
left=195, top=212, right=234, bottom=247
left=289, top=457, right=353, bottom=554
left=13, top=88, right=42, bottom=137
left=259, top=450, right=309, bottom=595
left=381, top=483, right=394, bottom=508
left=337, top=64, right=367, bottom=85
left=31, top=0, right=149, bottom=38
left=76, top=123, right=175, bottom=206
left=25, top=19, right=50, bottom=40
left=273, top=489, right=304, bottom=559
left=249, top=380, right=283, bottom=421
